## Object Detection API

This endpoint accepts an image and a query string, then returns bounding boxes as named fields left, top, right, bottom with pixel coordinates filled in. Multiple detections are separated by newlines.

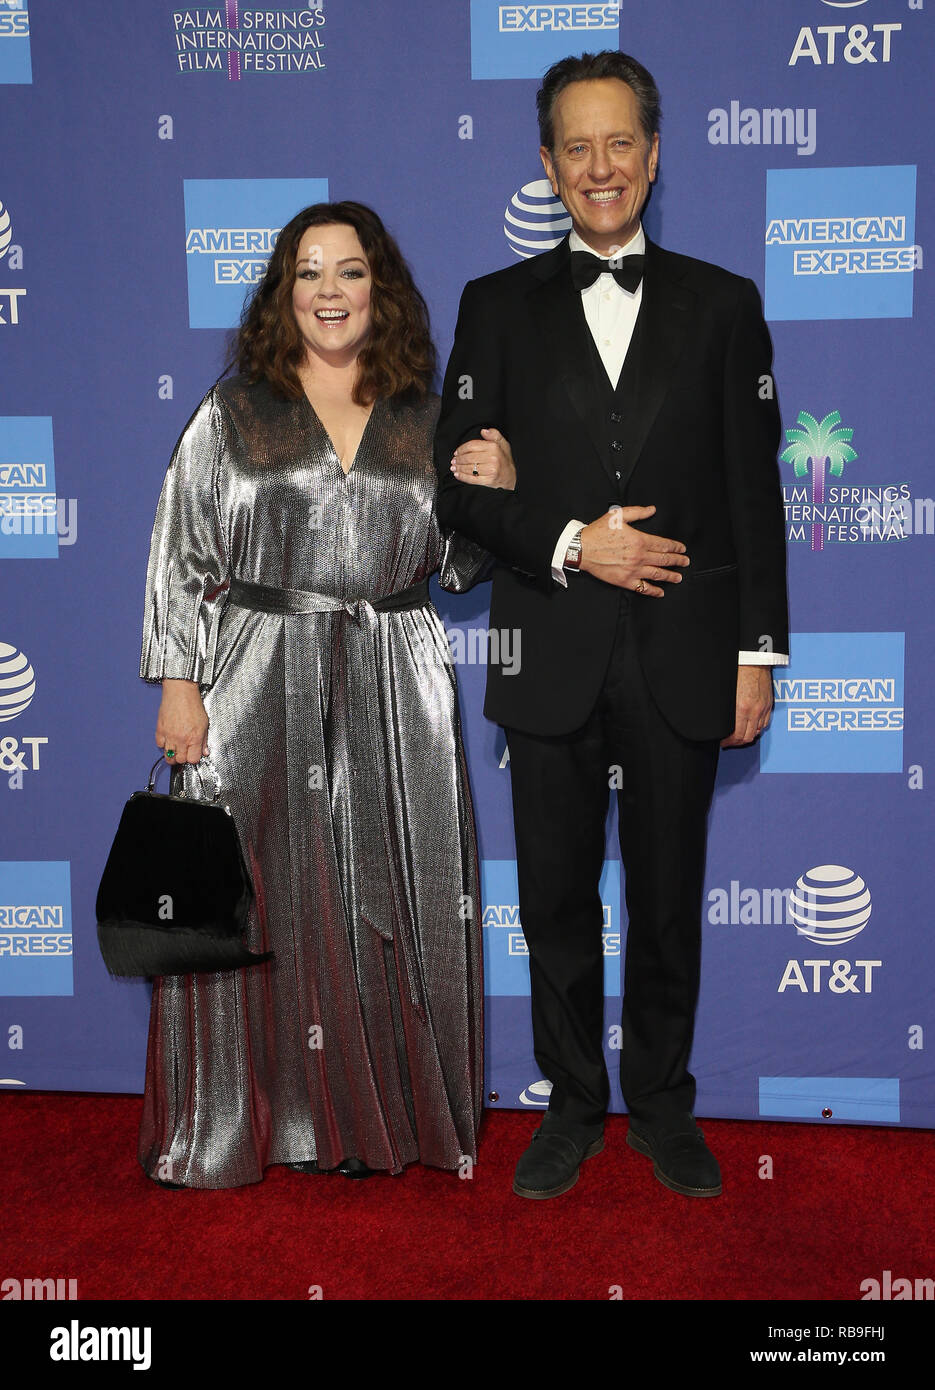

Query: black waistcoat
left=582, top=293, right=647, bottom=504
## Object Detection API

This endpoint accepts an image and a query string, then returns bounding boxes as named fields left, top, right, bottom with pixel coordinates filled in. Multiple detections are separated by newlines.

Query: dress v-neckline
left=303, top=394, right=378, bottom=478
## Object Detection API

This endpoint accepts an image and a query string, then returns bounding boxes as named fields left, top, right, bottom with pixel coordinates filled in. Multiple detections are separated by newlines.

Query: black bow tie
left=570, top=250, right=645, bottom=294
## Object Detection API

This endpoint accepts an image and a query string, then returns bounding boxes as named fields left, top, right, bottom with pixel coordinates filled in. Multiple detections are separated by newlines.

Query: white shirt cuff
left=738, top=650, right=789, bottom=666
left=551, top=520, right=587, bottom=587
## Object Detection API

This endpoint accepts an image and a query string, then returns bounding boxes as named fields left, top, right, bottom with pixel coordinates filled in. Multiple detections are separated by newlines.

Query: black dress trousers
left=505, top=590, right=720, bottom=1135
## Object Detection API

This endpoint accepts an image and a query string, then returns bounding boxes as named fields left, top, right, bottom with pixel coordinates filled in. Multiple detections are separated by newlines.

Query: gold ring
left=635, top=580, right=646, bottom=594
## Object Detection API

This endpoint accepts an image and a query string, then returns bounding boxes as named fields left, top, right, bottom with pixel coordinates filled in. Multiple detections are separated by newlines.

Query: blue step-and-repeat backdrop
left=1, top=1, right=932, bottom=1129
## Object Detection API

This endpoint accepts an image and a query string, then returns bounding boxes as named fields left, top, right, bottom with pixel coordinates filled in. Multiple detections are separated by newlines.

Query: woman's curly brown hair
left=232, top=201, right=436, bottom=404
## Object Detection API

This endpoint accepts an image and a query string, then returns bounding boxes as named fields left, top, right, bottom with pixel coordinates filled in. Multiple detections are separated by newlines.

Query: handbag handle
left=147, top=754, right=223, bottom=804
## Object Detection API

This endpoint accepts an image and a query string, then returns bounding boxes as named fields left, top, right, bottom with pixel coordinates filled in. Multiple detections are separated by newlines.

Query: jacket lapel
left=527, top=237, right=617, bottom=487
left=614, top=237, right=695, bottom=493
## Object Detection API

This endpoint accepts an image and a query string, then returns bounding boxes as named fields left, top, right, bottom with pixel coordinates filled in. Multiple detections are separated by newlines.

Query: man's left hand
left=721, top=665, right=774, bottom=748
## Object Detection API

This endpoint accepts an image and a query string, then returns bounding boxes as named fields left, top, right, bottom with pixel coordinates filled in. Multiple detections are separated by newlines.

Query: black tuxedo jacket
left=433, top=234, right=789, bottom=741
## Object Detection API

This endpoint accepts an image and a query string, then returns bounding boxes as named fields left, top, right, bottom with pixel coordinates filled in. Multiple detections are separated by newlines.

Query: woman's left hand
left=450, top=428, right=516, bottom=491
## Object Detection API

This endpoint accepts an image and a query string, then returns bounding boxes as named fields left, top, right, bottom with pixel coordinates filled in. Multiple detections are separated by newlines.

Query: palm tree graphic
left=781, top=410, right=857, bottom=552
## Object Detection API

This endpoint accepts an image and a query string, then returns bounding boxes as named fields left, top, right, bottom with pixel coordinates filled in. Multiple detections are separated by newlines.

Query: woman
left=138, top=202, right=514, bottom=1188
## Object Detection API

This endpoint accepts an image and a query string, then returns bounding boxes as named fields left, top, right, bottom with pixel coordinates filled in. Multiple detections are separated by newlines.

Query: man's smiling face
left=540, top=77, right=659, bottom=256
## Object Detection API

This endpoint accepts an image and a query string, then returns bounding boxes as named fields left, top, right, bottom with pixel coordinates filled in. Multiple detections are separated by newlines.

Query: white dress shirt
left=548, top=225, right=787, bottom=668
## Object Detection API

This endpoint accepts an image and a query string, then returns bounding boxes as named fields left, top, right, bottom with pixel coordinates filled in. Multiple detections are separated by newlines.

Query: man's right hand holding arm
left=578, top=504, right=689, bottom=594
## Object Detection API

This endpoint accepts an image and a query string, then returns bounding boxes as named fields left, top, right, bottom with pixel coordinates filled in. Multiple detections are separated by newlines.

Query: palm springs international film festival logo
left=780, top=408, right=929, bottom=551
left=504, top=180, right=570, bottom=258
left=471, top=2, right=619, bottom=80
left=782, top=409, right=856, bottom=552
left=171, top=4, right=325, bottom=79
left=184, top=177, right=327, bottom=329
left=765, top=165, right=917, bottom=321
left=0, top=1, right=31, bottom=86
left=760, top=631, right=904, bottom=774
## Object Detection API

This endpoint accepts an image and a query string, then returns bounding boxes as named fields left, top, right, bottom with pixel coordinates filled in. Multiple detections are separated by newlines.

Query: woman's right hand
left=449, top=428, right=516, bottom=490
left=156, top=679, right=209, bottom=764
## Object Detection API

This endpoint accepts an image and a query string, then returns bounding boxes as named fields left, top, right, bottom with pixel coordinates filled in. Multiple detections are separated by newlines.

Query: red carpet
left=3, top=1092, right=932, bottom=1302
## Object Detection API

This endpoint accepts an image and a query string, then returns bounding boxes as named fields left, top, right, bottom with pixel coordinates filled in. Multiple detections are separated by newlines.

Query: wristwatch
left=563, top=527, right=584, bottom=571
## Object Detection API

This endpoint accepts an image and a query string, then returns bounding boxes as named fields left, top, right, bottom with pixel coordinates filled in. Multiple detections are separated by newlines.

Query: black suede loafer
left=626, top=1119, right=721, bottom=1197
left=513, top=1124, right=604, bottom=1200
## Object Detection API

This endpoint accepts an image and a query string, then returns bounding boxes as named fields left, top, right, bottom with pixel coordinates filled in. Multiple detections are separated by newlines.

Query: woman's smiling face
left=291, top=222, right=373, bottom=367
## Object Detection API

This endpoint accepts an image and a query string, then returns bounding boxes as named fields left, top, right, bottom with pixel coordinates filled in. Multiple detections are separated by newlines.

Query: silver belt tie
left=227, top=576, right=430, bottom=617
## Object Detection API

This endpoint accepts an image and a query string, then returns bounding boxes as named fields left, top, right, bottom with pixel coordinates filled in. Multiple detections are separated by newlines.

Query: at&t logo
left=0, top=197, right=25, bottom=326
left=790, top=2, right=902, bottom=66
left=790, top=864, right=871, bottom=944
left=779, top=864, right=880, bottom=993
left=519, top=1079, right=552, bottom=1106
left=0, top=641, right=34, bottom=719
left=503, top=179, right=570, bottom=259
left=0, top=642, right=47, bottom=787
left=0, top=198, right=11, bottom=259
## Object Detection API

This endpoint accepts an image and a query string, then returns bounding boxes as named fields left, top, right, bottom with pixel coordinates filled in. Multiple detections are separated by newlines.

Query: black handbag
left=96, top=755, right=273, bottom=977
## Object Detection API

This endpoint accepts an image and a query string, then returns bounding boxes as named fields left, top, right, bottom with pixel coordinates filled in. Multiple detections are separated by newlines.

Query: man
left=434, top=51, right=789, bottom=1200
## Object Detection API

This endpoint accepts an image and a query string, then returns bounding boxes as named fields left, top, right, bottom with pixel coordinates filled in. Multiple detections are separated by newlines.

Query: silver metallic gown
left=137, top=375, right=488, bottom=1187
